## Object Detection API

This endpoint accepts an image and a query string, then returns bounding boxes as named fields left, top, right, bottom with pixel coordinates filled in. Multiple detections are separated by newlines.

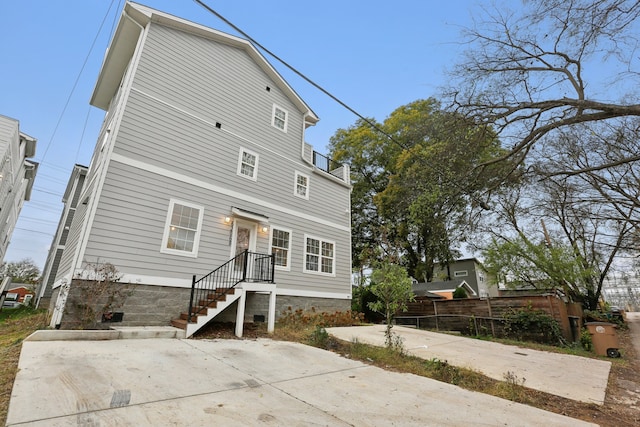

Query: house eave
left=91, top=2, right=319, bottom=123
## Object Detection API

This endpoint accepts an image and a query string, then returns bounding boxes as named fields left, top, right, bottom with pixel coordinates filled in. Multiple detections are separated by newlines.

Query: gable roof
left=413, top=279, right=477, bottom=296
left=91, top=2, right=319, bottom=127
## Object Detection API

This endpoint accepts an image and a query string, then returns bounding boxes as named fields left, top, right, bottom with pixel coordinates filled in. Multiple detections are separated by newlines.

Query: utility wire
left=192, top=0, right=406, bottom=150
left=37, top=0, right=120, bottom=165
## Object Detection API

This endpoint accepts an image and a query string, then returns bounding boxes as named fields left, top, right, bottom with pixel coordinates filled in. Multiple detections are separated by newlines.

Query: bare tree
left=446, top=0, right=640, bottom=178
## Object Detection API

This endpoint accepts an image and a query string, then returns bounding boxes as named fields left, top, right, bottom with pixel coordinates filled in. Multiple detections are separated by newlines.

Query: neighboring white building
left=35, top=164, right=88, bottom=309
left=48, top=2, right=352, bottom=336
left=0, top=114, right=38, bottom=263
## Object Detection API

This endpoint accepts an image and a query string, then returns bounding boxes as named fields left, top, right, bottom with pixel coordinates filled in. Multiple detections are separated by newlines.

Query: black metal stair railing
left=188, top=250, right=275, bottom=323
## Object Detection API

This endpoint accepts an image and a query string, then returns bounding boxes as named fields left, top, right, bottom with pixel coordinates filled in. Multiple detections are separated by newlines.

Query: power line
left=37, top=0, right=120, bottom=165
left=192, top=0, right=406, bottom=150
left=14, top=227, right=54, bottom=236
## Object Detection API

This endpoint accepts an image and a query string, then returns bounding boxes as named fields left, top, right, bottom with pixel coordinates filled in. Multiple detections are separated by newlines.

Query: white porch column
left=235, top=289, right=246, bottom=337
left=267, top=290, right=276, bottom=334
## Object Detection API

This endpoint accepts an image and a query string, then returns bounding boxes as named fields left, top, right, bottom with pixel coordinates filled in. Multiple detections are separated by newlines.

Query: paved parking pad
left=326, top=325, right=611, bottom=405
left=7, top=338, right=596, bottom=426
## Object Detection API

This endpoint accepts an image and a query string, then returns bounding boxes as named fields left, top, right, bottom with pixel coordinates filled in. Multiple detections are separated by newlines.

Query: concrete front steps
left=170, top=288, right=241, bottom=337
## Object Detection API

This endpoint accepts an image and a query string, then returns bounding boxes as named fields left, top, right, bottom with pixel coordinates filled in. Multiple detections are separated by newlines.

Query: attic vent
left=266, top=86, right=271, bottom=92
left=215, top=122, right=222, bottom=129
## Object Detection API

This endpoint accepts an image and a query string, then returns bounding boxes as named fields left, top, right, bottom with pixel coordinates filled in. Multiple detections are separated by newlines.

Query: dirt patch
left=195, top=321, right=640, bottom=426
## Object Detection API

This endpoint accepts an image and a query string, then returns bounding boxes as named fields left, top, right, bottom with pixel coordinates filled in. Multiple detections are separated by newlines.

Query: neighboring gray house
left=49, top=2, right=352, bottom=336
left=36, top=164, right=87, bottom=309
left=430, top=258, right=497, bottom=298
left=0, top=114, right=37, bottom=263
left=412, top=279, right=476, bottom=299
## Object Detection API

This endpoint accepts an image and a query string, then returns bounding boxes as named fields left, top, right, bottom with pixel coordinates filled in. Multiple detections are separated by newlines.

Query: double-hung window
left=304, top=235, right=335, bottom=275
left=272, top=104, right=288, bottom=132
left=294, top=171, right=309, bottom=199
left=160, top=199, right=204, bottom=257
left=270, top=227, right=291, bottom=270
left=237, top=147, right=259, bottom=180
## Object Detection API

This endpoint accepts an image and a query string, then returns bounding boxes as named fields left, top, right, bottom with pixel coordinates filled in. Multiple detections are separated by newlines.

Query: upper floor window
left=270, top=227, right=291, bottom=270
left=272, top=104, right=288, bottom=132
left=304, top=235, right=335, bottom=276
left=160, top=199, right=204, bottom=258
left=294, top=171, right=309, bottom=199
left=237, top=147, right=259, bottom=181
left=454, top=270, right=468, bottom=277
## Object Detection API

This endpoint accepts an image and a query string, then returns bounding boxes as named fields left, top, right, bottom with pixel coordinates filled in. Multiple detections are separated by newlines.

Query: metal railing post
left=242, top=249, right=249, bottom=282
left=188, top=274, right=196, bottom=323
left=270, top=254, right=275, bottom=283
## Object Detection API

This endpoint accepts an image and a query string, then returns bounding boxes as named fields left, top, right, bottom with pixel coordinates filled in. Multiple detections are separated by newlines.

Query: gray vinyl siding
left=83, top=161, right=350, bottom=295
left=54, top=189, right=89, bottom=284
left=133, top=24, right=305, bottom=151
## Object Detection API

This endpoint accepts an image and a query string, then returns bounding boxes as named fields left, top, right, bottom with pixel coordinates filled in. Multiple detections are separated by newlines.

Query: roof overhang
left=91, top=2, right=319, bottom=125
left=231, top=207, right=269, bottom=223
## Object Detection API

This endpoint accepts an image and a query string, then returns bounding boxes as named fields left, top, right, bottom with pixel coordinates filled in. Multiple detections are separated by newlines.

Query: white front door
left=230, top=219, right=257, bottom=275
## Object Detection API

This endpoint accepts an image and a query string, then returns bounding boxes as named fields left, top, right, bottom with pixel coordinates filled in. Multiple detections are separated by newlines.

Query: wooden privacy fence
left=395, top=294, right=583, bottom=342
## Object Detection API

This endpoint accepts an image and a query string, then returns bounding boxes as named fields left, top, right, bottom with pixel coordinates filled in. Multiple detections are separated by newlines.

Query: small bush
left=309, top=326, right=329, bottom=348
left=580, top=328, right=592, bottom=351
left=278, top=307, right=365, bottom=328
left=502, top=304, right=564, bottom=345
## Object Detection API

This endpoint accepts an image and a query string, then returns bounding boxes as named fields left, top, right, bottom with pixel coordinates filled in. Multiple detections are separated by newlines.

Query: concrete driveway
left=7, top=334, right=597, bottom=426
left=326, top=325, right=611, bottom=405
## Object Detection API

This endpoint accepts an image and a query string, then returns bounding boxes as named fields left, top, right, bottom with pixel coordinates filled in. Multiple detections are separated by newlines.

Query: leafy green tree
left=330, top=99, right=513, bottom=281
left=0, top=258, right=40, bottom=285
left=367, top=261, right=415, bottom=347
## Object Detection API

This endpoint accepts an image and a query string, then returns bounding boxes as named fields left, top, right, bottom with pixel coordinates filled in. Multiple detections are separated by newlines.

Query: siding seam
left=110, top=152, right=349, bottom=232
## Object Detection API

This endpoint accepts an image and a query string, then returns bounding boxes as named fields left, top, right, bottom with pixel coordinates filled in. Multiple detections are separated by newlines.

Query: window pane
left=307, top=238, right=319, bottom=255
left=306, top=254, right=318, bottom=271
left=322, top=242, right=333, bottom=257
left=321, top=257, right=333, bottom=274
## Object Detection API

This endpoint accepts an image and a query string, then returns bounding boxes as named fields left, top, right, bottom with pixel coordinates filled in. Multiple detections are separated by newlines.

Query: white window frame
left=271, top=104, right=288, bottom=132
left=303, top=234, right=336, bottom=276
left=269, top=226, right=292, bottom=271
left=454, top=270, right=468, bottom=277
left=236, top=147, right=259, bottom=181
left=160, top=199, right=204, bottom=258
left=294, top=171, right=309, bottom=200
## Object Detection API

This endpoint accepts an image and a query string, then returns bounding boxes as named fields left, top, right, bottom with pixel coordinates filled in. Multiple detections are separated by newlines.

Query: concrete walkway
left=7, top=336, right=596, bottom=426
left=326, top=325, right=611, bottom=405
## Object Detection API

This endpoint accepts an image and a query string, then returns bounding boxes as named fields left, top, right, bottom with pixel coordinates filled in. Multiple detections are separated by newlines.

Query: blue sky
left=0, top=0, right=480, bottom=269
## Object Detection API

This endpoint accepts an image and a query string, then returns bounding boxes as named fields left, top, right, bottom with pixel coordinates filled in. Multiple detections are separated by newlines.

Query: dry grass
left=0, top=307, right=48, bottom=426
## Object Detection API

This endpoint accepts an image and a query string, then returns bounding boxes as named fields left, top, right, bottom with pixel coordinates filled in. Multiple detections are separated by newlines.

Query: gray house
left=0, top=114, right=38, bottom=263
left=430, top=258, right=497, bottom=298
left=48, top=2, right=352, bottom=336
left=36, top=164, right=87, bottom=310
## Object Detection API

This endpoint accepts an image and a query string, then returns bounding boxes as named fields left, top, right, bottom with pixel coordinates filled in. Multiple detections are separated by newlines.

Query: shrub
left=501, top=304, right=564, bottom=345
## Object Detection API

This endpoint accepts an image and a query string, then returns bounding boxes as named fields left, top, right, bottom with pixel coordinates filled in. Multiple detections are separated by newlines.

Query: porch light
left=261, top=225, right=269, bottom=233
left=224, top=216, right=231, bottom=224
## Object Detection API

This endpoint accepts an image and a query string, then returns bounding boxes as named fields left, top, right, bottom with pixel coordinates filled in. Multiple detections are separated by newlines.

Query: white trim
left=276, top=287, right=351, bottom=300
left=294, top=170, right=309, bottom=200
left=303, top=234, right=336, bottom=277
left=269, top=226, right=292, bottom=271
left=230, top=218, right=258, bottom=259
left=160, top=199, right=205, bottom=258
left=454, top=270, right=468, bottom=277
left=271, top=104, right=288, bottom=132
left=236, top=147, right=259, bottom=181
left=70, top=24, right=149, bottom=278
left=130, top=87, right=349, bottom=189
left=231, top=207, right=268, bottom=223
left=110, top=153, right=350, bottom=232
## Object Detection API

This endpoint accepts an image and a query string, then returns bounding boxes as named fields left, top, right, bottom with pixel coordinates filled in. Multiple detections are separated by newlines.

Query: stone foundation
left=55, top=280, right=350, bottom=329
